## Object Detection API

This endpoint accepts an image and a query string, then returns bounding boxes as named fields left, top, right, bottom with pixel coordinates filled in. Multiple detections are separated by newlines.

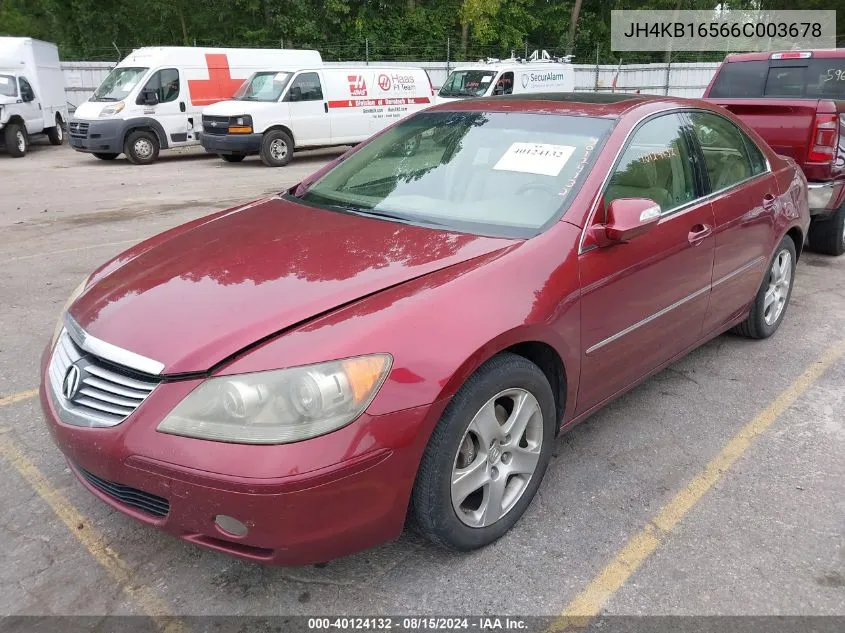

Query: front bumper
left=807, top=181, right=845, bottom=216
left=68, top=118, right=124, bottom=154
left=40, top=348, right=438, bottom=565
left=200, top=132, right=262, bottom=155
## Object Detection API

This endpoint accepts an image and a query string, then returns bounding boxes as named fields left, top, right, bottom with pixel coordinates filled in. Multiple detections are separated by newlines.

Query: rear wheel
left=732, top=235, right=796, bottom=339
left=93, top=152, right=119, bottom=160
left=807, top=206, right=845, bottom=256
left=124, top=130, right=160, bottom=165
left=220, top=154, right=246, bottom=163
left=260, top=130, right=293, bottom=167
left=46, top=115, right=64, bottom=145
left=411, top=353, right=556, bottom=550
left=4, top=122, right=27, bottom=157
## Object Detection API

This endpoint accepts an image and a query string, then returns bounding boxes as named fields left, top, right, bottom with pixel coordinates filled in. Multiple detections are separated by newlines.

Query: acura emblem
left=62, top=364, right=82, bottom=400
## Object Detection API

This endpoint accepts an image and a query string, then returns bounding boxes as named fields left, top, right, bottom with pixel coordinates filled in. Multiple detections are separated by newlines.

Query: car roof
left=428, top=92, right=699, bottom=118
left=724, top=49, right=845, bottom=62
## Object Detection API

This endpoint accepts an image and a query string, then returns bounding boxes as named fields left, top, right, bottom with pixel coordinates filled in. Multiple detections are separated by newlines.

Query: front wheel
left=124, top=130, right=160, bottom=165
left=732, top=235, right=797, bottom=339
left=46, top=116, right=64, bottom=145
left=4, top=123, right=27, bottom=157
left=260, top=130, right=293, bottom=167
left=411, top=353, right=556, bottom=550
left=807, top=206, right=845, bottom=256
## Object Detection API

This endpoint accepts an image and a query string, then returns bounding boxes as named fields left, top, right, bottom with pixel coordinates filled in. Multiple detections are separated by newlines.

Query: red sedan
left=40, top=94, right=809, bottom=564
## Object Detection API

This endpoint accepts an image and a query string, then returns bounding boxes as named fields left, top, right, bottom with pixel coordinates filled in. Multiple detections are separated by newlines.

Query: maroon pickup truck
left=704, top=50, right=845, bottom=255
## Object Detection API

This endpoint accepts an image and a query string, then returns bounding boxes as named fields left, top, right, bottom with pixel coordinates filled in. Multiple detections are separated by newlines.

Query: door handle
left=179, top=101, right=186, bottom=113
left=688, top=224, right=712, bottom=245
left=324, top=102, right=328, bottom=113
left=762, top=193, right=777, bottom=210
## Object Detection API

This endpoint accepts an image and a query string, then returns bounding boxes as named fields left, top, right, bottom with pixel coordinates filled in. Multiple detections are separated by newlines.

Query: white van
left=68, top=46, right=322, bottom=164
left=437, top=50, right=574, bottom=104
left=0, top=37, right=68, bottom=157
left=200, top=66, right=434, bottom=166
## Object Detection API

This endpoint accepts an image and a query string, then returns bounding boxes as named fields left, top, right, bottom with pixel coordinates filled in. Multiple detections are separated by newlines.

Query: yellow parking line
left=0, top=434, right=184, bottom=633
left=0, top=389, right=39, bottom=407
left=549, top=341, right=845, bottom=632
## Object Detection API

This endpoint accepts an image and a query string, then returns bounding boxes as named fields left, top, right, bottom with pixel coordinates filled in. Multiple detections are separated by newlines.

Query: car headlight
left=51, top=275, right=90, bottom=349
left=99, top=102, right=125, bottom=117
left=157, top=354, right=392, bottom=444
left=228, top=115, right=253, bottom=134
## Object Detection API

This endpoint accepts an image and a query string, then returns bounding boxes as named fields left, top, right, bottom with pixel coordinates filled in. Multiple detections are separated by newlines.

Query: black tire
left=93, top=152, right=119, bottom=160
left=259, top=129, right=293, bottom=167
left=220, top=154, right=246, bottom=163
left=124, top=130, right=160, bottom=165
left=46, top=116, right=64, bottom=145
left=4, top=122, right=27, bottom=157
left=807, top=207, right=845, bottom=256
left=732, top=234, right=797, bottom=339
left=411, top=352, right=556, bottom=550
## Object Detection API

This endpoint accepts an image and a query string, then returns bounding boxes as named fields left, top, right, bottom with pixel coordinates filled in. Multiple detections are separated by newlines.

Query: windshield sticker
left=480, top=76, right=493, bottom=83
left=560, top=139, right=598, bottom=197
left=0, top=77, right=10, bottom=84
left=493, top=142, right=576, bottom=177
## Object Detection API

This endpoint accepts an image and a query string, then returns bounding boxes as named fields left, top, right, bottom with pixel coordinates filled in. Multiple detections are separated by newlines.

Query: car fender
left=122, top=117, right=170, bottom=149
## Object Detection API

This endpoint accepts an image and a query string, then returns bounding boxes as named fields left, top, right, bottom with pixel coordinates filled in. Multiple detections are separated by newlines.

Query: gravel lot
left=1, top=140, right=844, bottom=626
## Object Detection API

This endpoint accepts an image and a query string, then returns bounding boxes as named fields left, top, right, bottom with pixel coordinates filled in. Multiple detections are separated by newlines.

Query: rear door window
left=689, top=112, right=760, bottom=191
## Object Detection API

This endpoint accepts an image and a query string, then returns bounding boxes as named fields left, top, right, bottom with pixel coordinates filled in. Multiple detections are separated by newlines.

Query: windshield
left=234, top=71, right=293, bottom=101
left=92, top=67, right=148, bottom=101
left=439, top=70, right=497, bottom=98
left=296, top=111, right=613, bottom=238
left=710, top=59, right=845, bottom=99
left=0, top=74, right=16, bottom=97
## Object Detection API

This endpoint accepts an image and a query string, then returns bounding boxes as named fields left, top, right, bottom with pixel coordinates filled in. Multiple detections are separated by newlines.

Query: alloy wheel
left=763, top=249, right=792, bottom=326
left=16, top=130, right=25, bottom=153
left=451, top=388, right=544, bottom=528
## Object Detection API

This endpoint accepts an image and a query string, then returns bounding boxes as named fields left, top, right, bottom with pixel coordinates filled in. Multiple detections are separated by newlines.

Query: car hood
left=69, top=196, right=513, bottom=375
left=203, top=100, right=280, bottom=116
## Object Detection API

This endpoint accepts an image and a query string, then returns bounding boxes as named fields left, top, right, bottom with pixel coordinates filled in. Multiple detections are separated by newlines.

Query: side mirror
left=588, top=198, right=661, bottom=247
left=140, top=89, right=159, bottom=106
left=289, top=86, right=302, bottom=102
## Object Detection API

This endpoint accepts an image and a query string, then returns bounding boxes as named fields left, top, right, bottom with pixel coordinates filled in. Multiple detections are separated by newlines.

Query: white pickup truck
left=0, top=37, right=68, bottom=157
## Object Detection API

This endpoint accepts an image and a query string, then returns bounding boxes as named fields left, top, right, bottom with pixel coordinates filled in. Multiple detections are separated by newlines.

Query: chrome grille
left=69, top=121, right=89, bottom=138
left=48, top=329, right=160, bottom=427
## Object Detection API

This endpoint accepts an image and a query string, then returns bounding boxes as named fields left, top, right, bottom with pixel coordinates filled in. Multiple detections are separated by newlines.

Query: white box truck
left=0, top=37, right=69, bottom=157
left=68, top=46, right=322, bottom=164
left=200, top=66, right=435, bottom=166
left=436, top=50, right=574, bottom=104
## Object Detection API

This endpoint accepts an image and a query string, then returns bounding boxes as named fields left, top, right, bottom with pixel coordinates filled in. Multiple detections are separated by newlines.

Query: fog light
left=214, top=514, right=248, bottom=537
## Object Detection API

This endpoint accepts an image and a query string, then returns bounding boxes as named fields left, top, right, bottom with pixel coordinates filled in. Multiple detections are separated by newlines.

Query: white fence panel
left=62, top=61, right=115, bottom=109
left=61, top=59, right=721, bottom=107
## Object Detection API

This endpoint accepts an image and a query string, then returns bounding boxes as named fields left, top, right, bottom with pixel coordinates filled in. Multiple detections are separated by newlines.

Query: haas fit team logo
left=348, top=74, right=367, bottom=96
left=377, top=74, right=392, bottom=91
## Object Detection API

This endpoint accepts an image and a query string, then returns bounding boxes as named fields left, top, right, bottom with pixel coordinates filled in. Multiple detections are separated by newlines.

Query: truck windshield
left=439, top=70, right=497, bottom=98
left=295, top=110, right=612, bottom=239
left=92, top=67, right=148, bottom=101
left=233, top=71, right=293, bottom=102
left=710, top=59, right=845, bottom=99
left=0, top=74, right=17, bottom=97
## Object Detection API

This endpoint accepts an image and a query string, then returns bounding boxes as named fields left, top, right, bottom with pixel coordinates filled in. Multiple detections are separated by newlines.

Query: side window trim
left=679, top=112, right=711, bottom=197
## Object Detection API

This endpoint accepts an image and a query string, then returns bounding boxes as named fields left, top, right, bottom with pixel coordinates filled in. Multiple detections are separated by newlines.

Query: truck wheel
left=93, top=153, right=119, bottom=160
left=46, top=116, right=64, bottom=145
left=220, top=154, right=246, bottom=163
left=807, top=206, right=845, bottom=256
left=260, top=130, right=293, bottom=167
left=732, top=235, right=796, bottom=339
left=124, top=130, right=160, bottom=165
left=4, top=123, right=27, bottom=157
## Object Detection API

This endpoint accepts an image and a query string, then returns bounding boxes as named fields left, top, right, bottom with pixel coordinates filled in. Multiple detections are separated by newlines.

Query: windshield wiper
left=93, top=96, right=119, bottom=101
